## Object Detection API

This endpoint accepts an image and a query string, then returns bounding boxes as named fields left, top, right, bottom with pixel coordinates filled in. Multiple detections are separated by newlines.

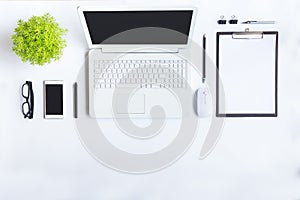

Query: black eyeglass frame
left=22, top=81, right=34, bottom=119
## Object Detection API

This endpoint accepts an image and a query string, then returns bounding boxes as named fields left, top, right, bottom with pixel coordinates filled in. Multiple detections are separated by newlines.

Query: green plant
left=11, top=13, right=68, bottom=66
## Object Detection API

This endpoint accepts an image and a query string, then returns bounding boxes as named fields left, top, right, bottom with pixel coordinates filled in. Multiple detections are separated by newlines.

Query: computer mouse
left=196, top=84, right=211, bottom=117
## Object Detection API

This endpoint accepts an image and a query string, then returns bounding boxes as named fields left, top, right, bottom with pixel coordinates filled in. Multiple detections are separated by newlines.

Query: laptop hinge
left=101, top=47, right=180, bottom=53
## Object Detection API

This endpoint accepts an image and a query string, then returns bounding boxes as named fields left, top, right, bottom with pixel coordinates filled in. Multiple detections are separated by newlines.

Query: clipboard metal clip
left=232, top=28, right=263, bottom=39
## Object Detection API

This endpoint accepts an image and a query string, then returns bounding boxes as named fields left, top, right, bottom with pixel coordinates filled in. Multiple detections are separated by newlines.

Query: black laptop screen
left=83, top=11, right=193, bottom=45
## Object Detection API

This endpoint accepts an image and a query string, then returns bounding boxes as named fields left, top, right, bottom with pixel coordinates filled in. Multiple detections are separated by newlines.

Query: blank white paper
left=218, top=34, right=277, bottom=114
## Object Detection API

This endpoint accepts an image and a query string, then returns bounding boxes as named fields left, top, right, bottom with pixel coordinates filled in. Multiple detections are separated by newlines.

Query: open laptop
left=78, top=7, right=197, bottom=118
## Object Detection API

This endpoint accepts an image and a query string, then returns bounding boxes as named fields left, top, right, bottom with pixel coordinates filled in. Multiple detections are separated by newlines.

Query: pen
left=202, top=34, right=206, bottom=83
left=74, top=82, right=78, bottom=118
left=241, top=20, right=275, bottom=24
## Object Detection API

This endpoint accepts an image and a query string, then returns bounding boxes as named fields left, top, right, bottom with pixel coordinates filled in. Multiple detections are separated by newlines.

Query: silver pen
left=241, top=20, right=275, bottom=24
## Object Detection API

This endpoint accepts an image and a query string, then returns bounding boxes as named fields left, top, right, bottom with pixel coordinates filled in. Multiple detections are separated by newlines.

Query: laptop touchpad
left=116, top=94, right=145, bottom=114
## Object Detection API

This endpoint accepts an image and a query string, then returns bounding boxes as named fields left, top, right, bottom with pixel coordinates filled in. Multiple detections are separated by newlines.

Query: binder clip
left=229, top=15, right=238, bottom=24
left=217, top=16, right=226, bottom=24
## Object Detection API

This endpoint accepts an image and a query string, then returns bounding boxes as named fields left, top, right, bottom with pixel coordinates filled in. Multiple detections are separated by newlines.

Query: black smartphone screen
left=45, top=84, right=63, bottom=115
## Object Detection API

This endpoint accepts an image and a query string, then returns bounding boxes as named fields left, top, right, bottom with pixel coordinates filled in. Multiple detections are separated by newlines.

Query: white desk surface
left=0, top=0, right=300, bottom=200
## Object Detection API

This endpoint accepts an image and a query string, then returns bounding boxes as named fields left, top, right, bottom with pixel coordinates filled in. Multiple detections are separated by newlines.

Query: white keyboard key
left=159, top=74, right=168, bottom=79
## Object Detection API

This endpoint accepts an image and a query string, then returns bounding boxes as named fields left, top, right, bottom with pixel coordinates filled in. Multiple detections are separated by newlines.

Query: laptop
left=78, top=7, right=197, bottom=118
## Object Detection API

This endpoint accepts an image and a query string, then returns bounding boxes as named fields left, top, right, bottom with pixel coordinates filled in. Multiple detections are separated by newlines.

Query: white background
left=0, top=0, right=300, bottom=200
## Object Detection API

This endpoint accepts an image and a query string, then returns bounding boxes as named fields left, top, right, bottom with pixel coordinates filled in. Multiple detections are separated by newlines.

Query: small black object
left=22, top=81, right=34, bottom=119
left=217, top=16, right=226, bottom=24
left=218, top=19, right=226, bottom=24
left=228, top=15, right=238, bottom=24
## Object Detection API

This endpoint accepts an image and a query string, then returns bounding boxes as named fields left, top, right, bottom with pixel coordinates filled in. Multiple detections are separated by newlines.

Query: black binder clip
left=217, top=16, right=226, bottom=24
left=229, top=15, right=238, bottom=24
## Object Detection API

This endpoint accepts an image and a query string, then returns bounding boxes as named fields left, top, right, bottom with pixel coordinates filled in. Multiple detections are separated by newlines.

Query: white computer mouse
left=196, top=84, right=211, bottom=117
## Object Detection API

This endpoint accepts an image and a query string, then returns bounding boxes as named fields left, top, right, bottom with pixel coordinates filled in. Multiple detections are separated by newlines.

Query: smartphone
left=44, top=80, right=64, bottom=119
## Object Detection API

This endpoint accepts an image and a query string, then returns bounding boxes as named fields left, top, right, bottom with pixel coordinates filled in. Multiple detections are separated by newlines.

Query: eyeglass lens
left=22, top=102, right=30, bottom=115
left=22, top=84, right=29, bottom=98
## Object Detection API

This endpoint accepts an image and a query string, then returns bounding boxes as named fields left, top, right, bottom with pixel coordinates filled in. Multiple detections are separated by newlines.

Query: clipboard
left=216, top=30, right=278, bottom=117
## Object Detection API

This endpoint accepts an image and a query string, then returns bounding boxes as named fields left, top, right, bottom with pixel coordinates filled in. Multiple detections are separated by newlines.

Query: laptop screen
left=83, top=11, right=193, bottom=45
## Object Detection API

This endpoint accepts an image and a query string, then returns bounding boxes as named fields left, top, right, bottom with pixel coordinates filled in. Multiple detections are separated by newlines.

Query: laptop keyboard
left=94, top=60, right=187, bottom=89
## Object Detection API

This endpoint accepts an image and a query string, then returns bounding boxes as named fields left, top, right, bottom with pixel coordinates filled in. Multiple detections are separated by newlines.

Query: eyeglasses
left=22, top=81, right=34, bottom=119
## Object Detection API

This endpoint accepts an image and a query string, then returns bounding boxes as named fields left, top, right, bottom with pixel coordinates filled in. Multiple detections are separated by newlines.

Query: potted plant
left=11, top=13, right=68, bottom=66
